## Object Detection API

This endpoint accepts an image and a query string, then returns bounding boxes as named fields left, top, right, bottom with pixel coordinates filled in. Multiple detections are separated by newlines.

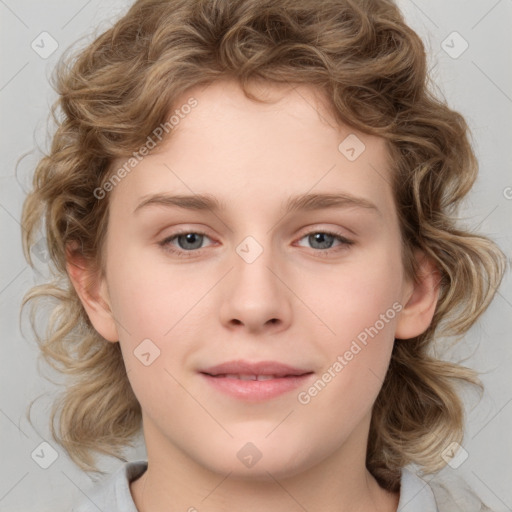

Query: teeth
left=222, top=374, right=281, bottom=380
left=235, top=374, right=257, bottom=381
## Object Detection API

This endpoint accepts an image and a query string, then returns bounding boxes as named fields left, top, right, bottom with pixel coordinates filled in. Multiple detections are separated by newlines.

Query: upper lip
left=200, top=359, right=312, bottom=377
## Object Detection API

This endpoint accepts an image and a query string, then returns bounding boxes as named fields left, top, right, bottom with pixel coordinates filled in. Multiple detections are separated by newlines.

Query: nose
left=218, top=238, right=293, bottom=335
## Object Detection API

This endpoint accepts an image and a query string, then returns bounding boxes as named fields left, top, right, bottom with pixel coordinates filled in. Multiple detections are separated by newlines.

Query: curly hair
left=21, top=0, right=506, bottom=492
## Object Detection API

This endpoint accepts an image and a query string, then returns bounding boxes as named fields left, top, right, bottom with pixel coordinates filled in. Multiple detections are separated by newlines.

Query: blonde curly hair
left=21, top=0, right=506, bottom=492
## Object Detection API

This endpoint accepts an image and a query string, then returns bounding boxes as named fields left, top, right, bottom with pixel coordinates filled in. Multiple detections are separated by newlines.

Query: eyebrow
left=133, top=192, right=381, bottom=216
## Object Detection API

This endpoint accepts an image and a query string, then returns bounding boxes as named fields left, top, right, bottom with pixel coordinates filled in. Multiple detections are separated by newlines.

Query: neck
left=130, top=415, right=399, bottom=512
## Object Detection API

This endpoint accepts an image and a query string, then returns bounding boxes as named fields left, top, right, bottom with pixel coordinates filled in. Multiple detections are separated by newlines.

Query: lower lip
left=200, top=373, right=314, bottom=401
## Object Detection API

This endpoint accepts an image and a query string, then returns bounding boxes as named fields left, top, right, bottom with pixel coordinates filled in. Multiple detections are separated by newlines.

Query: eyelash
left=158, top=229, right=354, bottom=258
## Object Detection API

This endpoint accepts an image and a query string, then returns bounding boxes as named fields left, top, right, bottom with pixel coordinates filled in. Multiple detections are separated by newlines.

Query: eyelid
left=158, top=228, right=215, bottom=253
left=158, top=225, right=355, bottom=258
left=294, top=228, right=354, bottom=255
left=295, top=224, right=354, bottom=241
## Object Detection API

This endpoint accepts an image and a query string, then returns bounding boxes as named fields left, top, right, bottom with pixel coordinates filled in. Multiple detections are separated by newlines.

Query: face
left=95, top=79, right=416, bottom=480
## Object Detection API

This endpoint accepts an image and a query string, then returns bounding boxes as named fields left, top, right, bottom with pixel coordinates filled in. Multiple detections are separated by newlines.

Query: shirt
left=72, top=460, right=442, bottom=511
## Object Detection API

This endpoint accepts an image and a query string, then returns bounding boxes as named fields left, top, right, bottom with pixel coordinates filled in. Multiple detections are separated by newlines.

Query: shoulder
left=70, top=460, right=490, bottom=512
left=72, top=460, right=147, bottom=512
left=398, top=467, right=439, bottom=511
left=399, top=466, right=492, bottom=512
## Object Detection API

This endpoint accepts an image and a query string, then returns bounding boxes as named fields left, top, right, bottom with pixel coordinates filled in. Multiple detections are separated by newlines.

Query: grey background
left=1, top=1, right=511, bottom=511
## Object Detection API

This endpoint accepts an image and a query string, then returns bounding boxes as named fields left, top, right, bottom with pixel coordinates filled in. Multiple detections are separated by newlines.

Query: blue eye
left=296, top=231, right=354, bottom=255
left=158, top=229, right=354, bottom=258
left=159, top=231, right=212, bottom=255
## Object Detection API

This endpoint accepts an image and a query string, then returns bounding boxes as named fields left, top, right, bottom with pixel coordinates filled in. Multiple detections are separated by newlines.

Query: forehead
left=108, top=79, right=395, bottom=220
left=167, top=78, right=358, bottom=152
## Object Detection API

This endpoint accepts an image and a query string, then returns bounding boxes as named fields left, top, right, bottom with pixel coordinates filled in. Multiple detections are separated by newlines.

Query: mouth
left=200, top=359, right=312, bottom=377
left=202, top=373, right=311, bottom=380
left=198, top=360, right=314, bottom=401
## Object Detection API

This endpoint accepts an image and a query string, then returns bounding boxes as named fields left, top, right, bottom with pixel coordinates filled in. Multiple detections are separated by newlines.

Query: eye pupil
left=178, top=233, right=203, bottom=250
left=309, top=233, right=334, bottom=249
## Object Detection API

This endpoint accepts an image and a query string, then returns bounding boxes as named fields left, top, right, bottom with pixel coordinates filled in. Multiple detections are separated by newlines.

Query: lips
left=212, top=374, right=284, bottom=381
left=200, top=359, right=312, bottom=378
left=199, top=360, right=314, bottom=401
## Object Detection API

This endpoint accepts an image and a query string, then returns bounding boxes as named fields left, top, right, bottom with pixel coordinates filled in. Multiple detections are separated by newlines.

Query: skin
left=68, top=79, right=439, bottom=512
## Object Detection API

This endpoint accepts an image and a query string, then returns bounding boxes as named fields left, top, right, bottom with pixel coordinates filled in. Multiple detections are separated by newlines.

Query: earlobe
left=65, top=243, right=119, bottom=342
left=395, top=250, right=441, bottom=340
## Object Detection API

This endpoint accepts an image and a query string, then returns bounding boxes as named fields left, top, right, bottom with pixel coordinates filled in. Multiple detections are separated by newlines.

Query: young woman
left=21, top=1, right=506, bottom=510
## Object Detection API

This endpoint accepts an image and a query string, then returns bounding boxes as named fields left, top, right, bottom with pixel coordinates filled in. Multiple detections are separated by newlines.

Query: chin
left=199, top=440, right=315, bottom=482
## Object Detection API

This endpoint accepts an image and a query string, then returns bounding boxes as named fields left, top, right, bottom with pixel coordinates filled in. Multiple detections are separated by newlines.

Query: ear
left=65, top=243, right=119, bottom=342
left=395, top=250, right=441, bottom=340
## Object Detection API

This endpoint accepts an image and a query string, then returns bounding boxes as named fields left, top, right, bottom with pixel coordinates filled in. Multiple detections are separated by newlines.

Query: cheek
left=298, top=314, right=396, bottom=443
left=105, top=243, right=204, bottom=338
left=311, top=243, right=404, bottom=343
left=301, top=245, right=402, bottom=409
